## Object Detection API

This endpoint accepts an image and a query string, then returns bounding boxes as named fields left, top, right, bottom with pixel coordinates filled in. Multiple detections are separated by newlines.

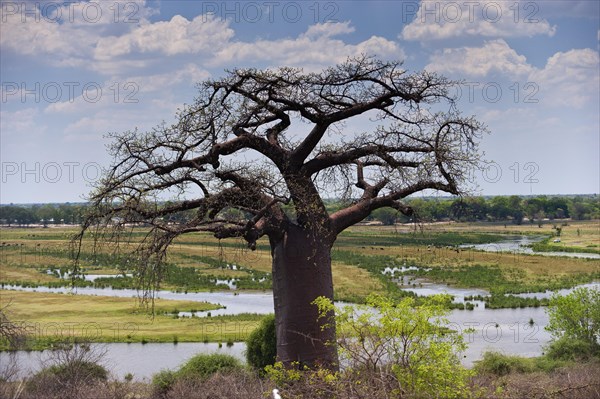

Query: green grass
left=0, top=290, right=264, bottom=350
left=530, top=237, right=600, bottom=254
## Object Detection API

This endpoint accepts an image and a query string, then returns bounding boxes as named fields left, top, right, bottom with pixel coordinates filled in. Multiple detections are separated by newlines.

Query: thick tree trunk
left=270, top=223, right=338, bottom=369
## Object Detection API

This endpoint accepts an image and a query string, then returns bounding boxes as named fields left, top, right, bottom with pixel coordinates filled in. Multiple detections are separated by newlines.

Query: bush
left=246, top=314, right=276, bottom=371
left=475, top=352, right=534, bottom=376
left=25, top=343, right=108, bottom=394
left=545, top=337, right=599, bottom=361
left=43, top=360, right=108, bottom=382
left=314, top=294, right=473, bottom=399
left=546, top=287, right=600, bottom=347
left=475, top=351, right=566, bottom=376
left=153, top=353, right=243, bottom=395
left=27, top=359, right=109, bottom=395
left=152, top=369, right=177, bottom=395
left=177, top=353, right=242, bottom=381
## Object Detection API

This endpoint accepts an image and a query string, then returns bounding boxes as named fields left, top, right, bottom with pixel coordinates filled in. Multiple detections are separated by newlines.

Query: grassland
left=1, top=220, right=598, bottom=347
left=0, top=289, right=261, bottom=349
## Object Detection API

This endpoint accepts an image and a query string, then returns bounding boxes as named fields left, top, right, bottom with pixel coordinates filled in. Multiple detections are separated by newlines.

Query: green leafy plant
left=246, top=314, right=277, bottom=372
left=314, top=293, right=473, bottom=399
left=546, top=287, right=600, bottom=348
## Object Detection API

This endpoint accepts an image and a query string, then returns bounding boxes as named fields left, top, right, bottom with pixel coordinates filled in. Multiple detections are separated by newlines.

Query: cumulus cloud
left=2, top=6, right=401, bottom=76
left=426, top=39, right=533, bottom=77
left=212, top=21, right=402, bottom=70
left=94, top=14, right=234, bottom=59
left=401, top=0, right=556, bottom=41
left=426, top=40, right=599, bottom=109
left=530, top=49, right=600, bottom=108
left=0, top=0, right=156, bottom=68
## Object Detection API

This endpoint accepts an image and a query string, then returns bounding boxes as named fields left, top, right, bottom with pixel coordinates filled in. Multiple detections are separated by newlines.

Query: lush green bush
left=177, top=353, right=242, bottom=381
left=546, top=287, right=600, bottom=349
left=151, top=369, right=177, bottom=395
left=545, top=337, right=599, bottom=361
left=475, top=351, right=566, bottom=376
left=315, top=294, right=473, bottom=399
left=152, top=353, right=243, bottom=395
left=246, top=314, right=277, bottom=372
left=475, top=352, right=535, bottom=376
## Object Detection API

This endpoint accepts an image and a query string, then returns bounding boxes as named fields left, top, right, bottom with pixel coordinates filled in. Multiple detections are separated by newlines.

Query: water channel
left=460, top=235, right=600, bottom=259
left=3, top=280, right=599, bottom=380
left=2, top=236, right=599, bottom=380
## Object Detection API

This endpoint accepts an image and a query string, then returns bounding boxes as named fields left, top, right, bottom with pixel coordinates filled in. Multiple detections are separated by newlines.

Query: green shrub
left=546, top=287, right=600, bottom=347
left=40, top=360, right=107, bottom=383
left=246, top=314, right=277, bottom=371
left=152, top=369, right=176, bottom=395
left=545, top=337, right=599, bottom=361
left=475, top=352, right=534, bottom=376
left=177, top=353, right=242, bottom=381
left=315, top=294, right=473, bottom=399
left=28, top=359, right=108, bottom=393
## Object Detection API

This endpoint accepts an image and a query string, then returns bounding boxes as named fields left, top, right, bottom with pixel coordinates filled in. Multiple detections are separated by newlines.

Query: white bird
left=272, top=388, right=282, bottom=399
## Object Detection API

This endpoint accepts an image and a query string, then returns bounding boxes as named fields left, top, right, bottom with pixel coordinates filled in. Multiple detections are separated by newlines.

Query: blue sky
left=1, top=0, right=599, bottom=203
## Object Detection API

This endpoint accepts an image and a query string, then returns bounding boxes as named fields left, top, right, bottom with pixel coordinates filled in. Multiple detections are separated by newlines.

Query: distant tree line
left=366, top=195, right=599, bottom=225
left=0, top=195, right=598, bottom=227
left=0, top=203, right=87, bottom=226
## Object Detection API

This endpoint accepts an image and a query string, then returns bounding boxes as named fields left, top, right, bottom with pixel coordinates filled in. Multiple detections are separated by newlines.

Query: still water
left=3, top=281, right=599, bottom=380
left=460, top=235, right=600, bottom=259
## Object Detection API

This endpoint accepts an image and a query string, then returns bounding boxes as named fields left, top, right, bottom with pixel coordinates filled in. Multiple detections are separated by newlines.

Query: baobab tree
left=76, top=56, right=485, bottom=369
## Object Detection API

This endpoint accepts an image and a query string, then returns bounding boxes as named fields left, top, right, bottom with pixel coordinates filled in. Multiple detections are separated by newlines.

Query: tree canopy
left=75, top=56, right=486, bottom=367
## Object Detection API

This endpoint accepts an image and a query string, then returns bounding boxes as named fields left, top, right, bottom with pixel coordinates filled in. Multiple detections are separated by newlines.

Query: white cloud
left=2, top=8, right=401, bottom=77
left=0, top=1, right=156, bottom=68
left=426, top=39, right=533, bottom=77
left=94, top=14, right=234, bottom=59
left=530, top=49, right=600, bottom=108
left=0, top=108, right=47, bottom=138
left=45, top=64, right=209, bottom=116
left=212, top=22, right=402, bottom=69
left=426, top=41, right=599, bottom=109
left=401, top=0, right=556, bottom=41
left=303, top=21, right=355, bottom=38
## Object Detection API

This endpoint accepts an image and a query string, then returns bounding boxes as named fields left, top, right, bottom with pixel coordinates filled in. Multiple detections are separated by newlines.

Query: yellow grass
left=0, top=290, right=256, bottom=344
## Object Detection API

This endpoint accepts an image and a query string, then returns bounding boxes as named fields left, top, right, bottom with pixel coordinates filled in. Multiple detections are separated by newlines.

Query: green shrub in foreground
left=246, top=314, right=276, bottom=372
left=177, top=353, right=242, bottom=380
left=475, top=352, right=535, bottom=376
left=545, top=337, right=599, bottom=361
left=152, top=353, right=242, bottom=394
left=475, top=351, right=566, bottom=376
left=151, top=369, right=177, bottom=395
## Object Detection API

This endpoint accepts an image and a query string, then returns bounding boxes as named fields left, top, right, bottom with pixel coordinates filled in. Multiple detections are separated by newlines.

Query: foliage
left=474, top=351, right=566, bottom=376
left=176, top=353, right=243, bottom=381
left=546, top=287, right=600, bottom=348
left=314, top=294, right=473, bottom=398
left=544, top=336, right=599, bottom=361
left=26, top=343, right=108, bottom=393
left=38, top=360, right=108, bottom=384
left=246, top=314, right=277, bottom=372
left=152, top=369, right=177, bottom=395
left=152, top=353, right=243, bottom=395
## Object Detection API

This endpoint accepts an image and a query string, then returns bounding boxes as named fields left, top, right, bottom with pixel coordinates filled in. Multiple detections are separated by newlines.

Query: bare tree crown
left=82, top=56, right=484, bottom=257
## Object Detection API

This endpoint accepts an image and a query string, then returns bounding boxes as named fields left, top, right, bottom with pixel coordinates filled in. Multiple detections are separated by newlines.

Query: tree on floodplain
left=74, top=56, right=485, bottom=369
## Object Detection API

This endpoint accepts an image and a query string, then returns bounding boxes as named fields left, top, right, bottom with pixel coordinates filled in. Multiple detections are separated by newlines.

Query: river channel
left=2, top=280, right=599, bottom=380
